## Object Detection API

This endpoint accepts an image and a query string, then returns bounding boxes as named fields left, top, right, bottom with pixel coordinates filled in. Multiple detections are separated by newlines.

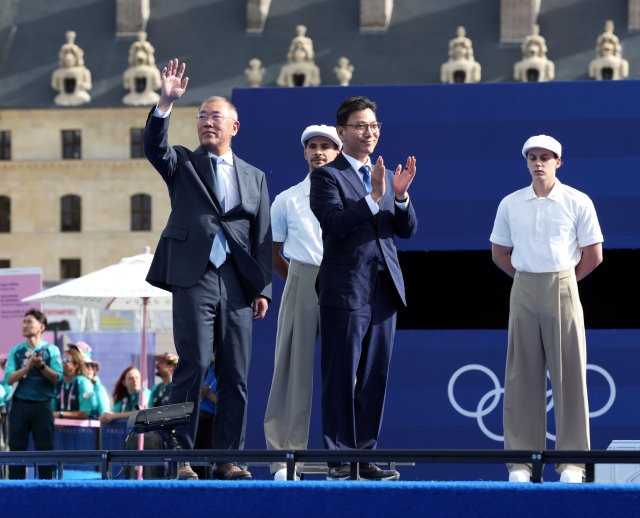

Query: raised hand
left=370, top=156, right=386, bottom=203
left=393, top=156, right=416, bottom=201
left=159, top=59, right=189, bottom=111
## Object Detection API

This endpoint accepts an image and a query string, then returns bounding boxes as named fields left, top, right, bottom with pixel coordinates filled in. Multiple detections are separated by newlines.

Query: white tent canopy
left=22, top=251, right=171, bottom=310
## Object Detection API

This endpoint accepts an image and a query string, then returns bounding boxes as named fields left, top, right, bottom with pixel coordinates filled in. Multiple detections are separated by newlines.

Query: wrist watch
left=39, top=363, right=46, bottom=370
left=59, top=411, right=65, bottom=418
left=395, top=196, right=408, bottom=203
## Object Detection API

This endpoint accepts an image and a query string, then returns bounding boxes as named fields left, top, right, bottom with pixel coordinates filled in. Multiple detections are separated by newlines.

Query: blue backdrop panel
left=245, top=328, right=638, bottom=481
left=232, top=80, right=640, bottom=251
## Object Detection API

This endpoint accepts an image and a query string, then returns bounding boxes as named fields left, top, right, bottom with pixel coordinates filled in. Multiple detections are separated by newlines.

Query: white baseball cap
left=301, top=125, right=342, bottom=149
left=522, top=135, right=562, bottom=158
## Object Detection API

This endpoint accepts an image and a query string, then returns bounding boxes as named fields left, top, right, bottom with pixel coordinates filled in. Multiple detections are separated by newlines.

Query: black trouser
left=8, top=397, right=55, bottom=479
left=170, top=261, right=253, bottom=451
left=193, top=411, right=215, bottom=480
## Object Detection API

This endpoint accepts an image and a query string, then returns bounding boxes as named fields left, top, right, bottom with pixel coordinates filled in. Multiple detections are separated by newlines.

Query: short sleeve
left=78, top=376, right=94, bottom=415
left=489, top=198, right=514, bottom=247
left=47, top=345, right=64, bottom=380
left=113, top=400, right=123, bottom=413
left=576, top=197, right=604, bottom=248
left=270, top=194, right=288, bottom=243
left=97, top=385, right=111, bottom=414
left=147, top=384, right=158, bottom=408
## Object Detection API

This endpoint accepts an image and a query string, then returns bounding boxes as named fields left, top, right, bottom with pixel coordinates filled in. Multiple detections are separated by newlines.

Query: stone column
left=247, top=0, right=272, bottom=34
left=116, top=0, right=150, bottom=36
left=360, top=0, right=394, bottom=33
left=500, top=0, right=540, bottom=43
left=630, top=0, right=640, bottom=31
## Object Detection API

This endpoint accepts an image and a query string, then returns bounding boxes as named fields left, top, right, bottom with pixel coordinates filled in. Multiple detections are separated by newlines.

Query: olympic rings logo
left=447, top=364, right=616, bottom=442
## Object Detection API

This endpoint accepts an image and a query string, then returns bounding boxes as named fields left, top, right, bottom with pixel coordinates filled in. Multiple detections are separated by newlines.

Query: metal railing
left=1, top=449, right=639, bottom=482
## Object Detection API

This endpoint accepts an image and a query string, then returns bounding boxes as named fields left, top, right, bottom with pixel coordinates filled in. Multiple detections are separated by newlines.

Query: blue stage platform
left=1, top=481, right=638, bottom=518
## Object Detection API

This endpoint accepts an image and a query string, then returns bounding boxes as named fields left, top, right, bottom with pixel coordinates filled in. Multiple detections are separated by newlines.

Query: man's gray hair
left=199, top=96, right=238, bottom=120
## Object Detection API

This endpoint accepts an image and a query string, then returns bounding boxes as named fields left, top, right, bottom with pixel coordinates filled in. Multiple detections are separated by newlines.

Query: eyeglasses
left=195, top=113, right=236, bottom=123
left=345, top=122, right=382, bottom=134
left=62, top=357, right=72, bottom=364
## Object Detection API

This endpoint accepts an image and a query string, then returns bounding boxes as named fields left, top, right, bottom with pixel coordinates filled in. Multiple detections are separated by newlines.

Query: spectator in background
left=99, top=366, right=150, bottom=423
left=83, top=357, right=111, bottom=418
left=0, top=356, right=7, bottom=452
left=193, top=360, right=217, bottom=480
left=68, top=341, right=111, bottom=417
left=52, top=348, right=94, bottom=420
left=4, top=309, right=63, bottom=479
left=149, top=353, right=178, bottom=408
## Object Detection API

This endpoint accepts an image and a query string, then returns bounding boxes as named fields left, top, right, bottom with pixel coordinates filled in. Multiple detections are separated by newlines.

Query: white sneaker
left=560, top=469, right=583, bottom=483
left=274, top=468, right=300, bottom=481
left=509, top=469, right=531, bottom=482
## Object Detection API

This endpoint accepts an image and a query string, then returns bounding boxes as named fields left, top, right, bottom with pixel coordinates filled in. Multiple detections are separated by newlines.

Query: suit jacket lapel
left=225, top=153, right=250, bottom=216
left=192, top=147, right=223, bottom=212
left=334, top=153, right=368, bottom=199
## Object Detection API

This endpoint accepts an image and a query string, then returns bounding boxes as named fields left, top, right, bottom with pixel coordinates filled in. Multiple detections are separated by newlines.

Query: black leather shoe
left=359, top=464, right=400, bottom=481
left=326, top=464, right=352, bottom=481
left=213, top=462, right=252, bottom=480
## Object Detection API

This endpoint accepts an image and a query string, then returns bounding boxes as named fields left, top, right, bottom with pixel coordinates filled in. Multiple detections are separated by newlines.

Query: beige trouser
left=504, top=269, right=590, bottom=477
left=264, top=259, right=320, bottom=474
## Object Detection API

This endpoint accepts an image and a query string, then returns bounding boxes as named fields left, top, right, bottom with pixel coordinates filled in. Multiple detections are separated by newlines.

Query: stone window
left=131, top=128, right=144, bottom=158
left=60, top=259, right=81, bottom=279
left=61, top=195, right=81, bottom=232
left=0, top=195, right=10, bottom=233
left=131, top=193, right=151, bottom=231
left=0, top=260, right=10, bottom=268
left=0, top=131, right=10, bottom=160
left=62, top=130, right=82, bottom=159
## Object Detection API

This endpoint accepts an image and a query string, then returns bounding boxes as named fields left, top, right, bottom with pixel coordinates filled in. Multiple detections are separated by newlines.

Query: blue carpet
left=0, top=481, right=638, bottom=517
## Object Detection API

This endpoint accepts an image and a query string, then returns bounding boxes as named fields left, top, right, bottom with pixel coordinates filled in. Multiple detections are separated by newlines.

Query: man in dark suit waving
left=143, top=59, right=272, bottom=480
left=310, top=96, right=417, bottom=481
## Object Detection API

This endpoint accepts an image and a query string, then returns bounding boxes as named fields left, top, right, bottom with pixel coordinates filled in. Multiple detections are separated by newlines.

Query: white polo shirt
left=271, top=175, right=323, bottom=266
left=490, top=179, right=603, bottom=273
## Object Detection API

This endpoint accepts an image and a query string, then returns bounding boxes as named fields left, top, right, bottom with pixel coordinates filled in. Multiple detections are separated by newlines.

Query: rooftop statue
left=589, top=21, right=629, bottom=80
left=514, top=25, right=555, bottom=82
left=277, top=25, right=321, bottom=87
left=441, top=27, right=481, bottom=84
left=245, top=58, right=266, bottom=87
left=122, top=32, right=162, bottom=106
left=334, top=57, right=354, bottom=86
left=51, top=31, right=92, bottom=106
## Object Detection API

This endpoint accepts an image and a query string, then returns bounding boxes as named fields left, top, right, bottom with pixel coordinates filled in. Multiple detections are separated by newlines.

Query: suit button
left=209, top=233, right=214, bottom=238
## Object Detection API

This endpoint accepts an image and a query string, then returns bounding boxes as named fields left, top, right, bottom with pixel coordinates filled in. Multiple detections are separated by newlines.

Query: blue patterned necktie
left=360, top=164, right=372, bottom=194
left=209, top=156, right=228, bottom=268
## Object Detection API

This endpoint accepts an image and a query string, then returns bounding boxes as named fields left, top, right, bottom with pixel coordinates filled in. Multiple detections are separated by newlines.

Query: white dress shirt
left=153, top=104, right=239, bottom=253
left=341, top=152, right=409, bottom=213
left=271, top=175, right=323, bottom=265
left=490, top=179, right=604, bottom=273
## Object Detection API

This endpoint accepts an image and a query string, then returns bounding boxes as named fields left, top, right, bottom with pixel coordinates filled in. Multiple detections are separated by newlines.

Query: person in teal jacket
left=5, top=309, right=63, bottom=479
left=84, top=358, right=111, bottom=418
left=99, top=366, right=150, bottom=423
left=52, top=348, right=94, bottom=419
left=148, top=353, right=178, bottom=408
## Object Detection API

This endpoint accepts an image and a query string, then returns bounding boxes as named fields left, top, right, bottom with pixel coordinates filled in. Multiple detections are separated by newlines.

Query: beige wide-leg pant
left=264, top=259, right=320, bottom=474
left=504, top=269, right=590, bottom=477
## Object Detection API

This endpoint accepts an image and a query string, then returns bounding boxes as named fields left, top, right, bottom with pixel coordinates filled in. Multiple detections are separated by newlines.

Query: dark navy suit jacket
left=143, top=112, right=272, bottom=304
left=310, top=153, right=417, bottom=310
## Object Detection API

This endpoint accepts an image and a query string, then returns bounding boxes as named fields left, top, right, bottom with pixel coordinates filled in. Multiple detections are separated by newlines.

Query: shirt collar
left=302, top=174, right=311, bottom=196
left=342, top=152, right=371, bottom=175
left=525, top=178, right=563, bottom=201
left=207, top=149, right=234, bottom=166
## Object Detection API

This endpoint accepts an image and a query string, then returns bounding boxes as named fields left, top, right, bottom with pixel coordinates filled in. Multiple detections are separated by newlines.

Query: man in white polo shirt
left=263, top=125, right=341, bottom=481
left=490, top=135, right=603, bottom=484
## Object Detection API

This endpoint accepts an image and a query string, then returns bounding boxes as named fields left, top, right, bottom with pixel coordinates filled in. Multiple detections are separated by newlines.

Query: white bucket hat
left=522, top=135, right=562, bottom=158
left=301, top=125, right=342, bottom=149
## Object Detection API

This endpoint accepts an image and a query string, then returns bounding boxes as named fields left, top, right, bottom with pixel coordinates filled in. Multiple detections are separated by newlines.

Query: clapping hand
left=370, top=156, right=386, bottom=203
left=159, top=59, right=189, bottom=111
left=393, top=156, right=416, bottom=201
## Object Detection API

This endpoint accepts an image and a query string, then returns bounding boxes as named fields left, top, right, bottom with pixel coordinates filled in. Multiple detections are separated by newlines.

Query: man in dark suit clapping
left=143, top=59, right=272, bottom=480
left=310, top=96, right=418, bottom=481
